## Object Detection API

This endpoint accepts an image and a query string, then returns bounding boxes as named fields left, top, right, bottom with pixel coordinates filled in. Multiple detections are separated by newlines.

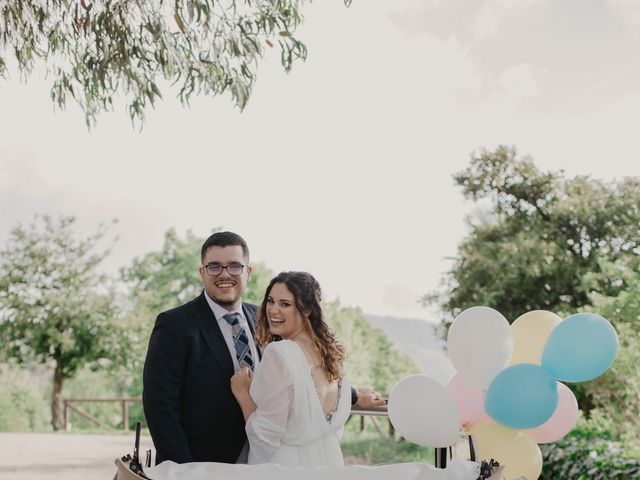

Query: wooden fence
left=63, top=397, right=394, bottom=435
left=64, top=397, right=142, bottom=431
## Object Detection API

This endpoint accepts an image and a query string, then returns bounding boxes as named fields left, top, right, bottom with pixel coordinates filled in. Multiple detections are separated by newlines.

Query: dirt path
left=0, top=432, right=154, bottom=480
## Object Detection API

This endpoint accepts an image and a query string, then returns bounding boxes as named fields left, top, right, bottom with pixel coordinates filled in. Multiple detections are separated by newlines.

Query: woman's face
left=266, top=282, right=307, bottom=340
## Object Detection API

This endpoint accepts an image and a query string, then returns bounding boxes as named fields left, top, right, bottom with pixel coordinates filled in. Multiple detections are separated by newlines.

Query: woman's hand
left=230, top=367, right=257, bottom=421
left=230, top=367, right=253, bottom=400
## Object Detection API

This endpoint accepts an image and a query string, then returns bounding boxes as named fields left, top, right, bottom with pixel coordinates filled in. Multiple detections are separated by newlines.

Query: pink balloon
left=447, top=373, right=489, bottom=428
left=525, top=382, right=579, bottom=443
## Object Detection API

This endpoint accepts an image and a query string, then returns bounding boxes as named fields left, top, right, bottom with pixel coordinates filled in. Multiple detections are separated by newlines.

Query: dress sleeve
left=245, top=342, right=293, bottom=463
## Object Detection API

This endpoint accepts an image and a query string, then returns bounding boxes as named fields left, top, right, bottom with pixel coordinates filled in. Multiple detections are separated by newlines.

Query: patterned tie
left=223, top=312, right=254, bottom=371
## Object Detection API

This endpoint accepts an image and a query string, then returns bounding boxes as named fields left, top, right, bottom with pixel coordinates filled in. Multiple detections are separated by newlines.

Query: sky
left=1, top=0, right=640, bottom=322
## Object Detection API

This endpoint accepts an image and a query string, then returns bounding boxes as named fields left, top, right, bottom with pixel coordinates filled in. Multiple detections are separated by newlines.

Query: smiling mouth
left=215, top=282, right=235, bottom=288
left=270, top=318, right=284, bottom=325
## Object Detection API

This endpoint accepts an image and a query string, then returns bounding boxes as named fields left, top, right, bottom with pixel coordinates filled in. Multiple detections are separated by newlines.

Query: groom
left=143, top=231, right=385, bottom=464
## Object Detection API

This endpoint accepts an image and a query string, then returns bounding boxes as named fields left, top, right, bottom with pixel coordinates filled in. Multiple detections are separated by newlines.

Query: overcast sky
left=1, top=0, right=640, bottom=322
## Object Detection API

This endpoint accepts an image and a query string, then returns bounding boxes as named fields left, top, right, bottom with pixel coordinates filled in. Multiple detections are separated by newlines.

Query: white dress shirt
left=203, top=292, right=258, bottom=463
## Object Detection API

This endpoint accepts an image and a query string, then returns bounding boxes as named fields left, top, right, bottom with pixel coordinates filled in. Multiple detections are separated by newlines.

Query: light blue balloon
left=485, top=364, right=558, bottom=429
left=542, top=313, right=618, bottom=382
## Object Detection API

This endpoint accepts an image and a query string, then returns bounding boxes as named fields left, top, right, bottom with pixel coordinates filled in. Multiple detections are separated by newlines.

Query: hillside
left=365, top=315, right=455, bottom=384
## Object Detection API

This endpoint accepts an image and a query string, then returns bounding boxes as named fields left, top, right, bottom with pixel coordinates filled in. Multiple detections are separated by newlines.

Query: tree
left=0, top=0, right=351, bottom=127
left=325, top=301, right=418, bottom=393
left=425, top=146, right=640, bottom=415
left=0, top=216, right=128, bottom=430
left=426, top=146, right=640, bottom=324
left=582, top=260, right=640, bottom=437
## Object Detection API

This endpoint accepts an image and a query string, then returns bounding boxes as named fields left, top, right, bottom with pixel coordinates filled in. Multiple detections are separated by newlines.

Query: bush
left=0, top=362, right=50, bottom=431
left=341, top=418, right=434, bottom=465
left=324, top=301, right=419, bottom=393
left=540, top=414, right=640, bottom=479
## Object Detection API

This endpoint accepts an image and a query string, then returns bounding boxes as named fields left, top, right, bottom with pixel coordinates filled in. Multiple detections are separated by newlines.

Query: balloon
left=525, top=382, right=580, bottom=443
left=485, top=364, right=558, bottom=429
left=447, top=373, right=489, bottom=428
left=388, top=375, right=461, bottom=447
left=542, top=313, right=618, bottom=382
left=447, top=306, right=514, bottom=389
left=470, top=422, right=542, bottom=480
left=510, top=310, right=562, bottom=365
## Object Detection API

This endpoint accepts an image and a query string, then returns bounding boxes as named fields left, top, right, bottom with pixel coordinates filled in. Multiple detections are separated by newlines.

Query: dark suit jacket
left=143, top=292, right=258, bottom=464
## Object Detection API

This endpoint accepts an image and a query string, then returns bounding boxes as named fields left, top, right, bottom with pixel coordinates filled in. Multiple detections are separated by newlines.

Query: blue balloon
left=542, top=313, right=618, bottom=382
left=485, top=364, right=558, bottom=429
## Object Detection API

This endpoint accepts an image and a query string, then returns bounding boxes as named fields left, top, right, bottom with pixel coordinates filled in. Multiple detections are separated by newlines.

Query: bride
left=145, top=271, right=480, bottom=480
left=230, top=271, right=351, bottom=466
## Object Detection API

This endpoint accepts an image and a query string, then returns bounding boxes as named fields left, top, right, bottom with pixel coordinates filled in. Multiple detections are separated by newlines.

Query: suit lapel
left=193, top=292, right=235, bottom=376
left=242, top=303, right=256, bottom=333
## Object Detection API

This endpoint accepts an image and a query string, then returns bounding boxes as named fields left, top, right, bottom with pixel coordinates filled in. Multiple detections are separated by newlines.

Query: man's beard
left=209, top=290, right=242, bottom=308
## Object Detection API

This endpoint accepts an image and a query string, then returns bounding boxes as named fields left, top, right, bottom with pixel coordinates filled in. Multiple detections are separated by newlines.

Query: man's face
left=199, top=245, right=252, bottom=310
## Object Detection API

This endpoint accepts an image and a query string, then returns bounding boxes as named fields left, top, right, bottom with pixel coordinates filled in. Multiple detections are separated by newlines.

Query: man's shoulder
left=242, top=301, right=258, bottom=316
left=158, top=294, right=204, bottom=322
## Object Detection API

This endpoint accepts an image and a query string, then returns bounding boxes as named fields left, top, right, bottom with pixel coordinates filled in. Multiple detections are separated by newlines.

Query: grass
left=340, top=417, right=434, bottom=465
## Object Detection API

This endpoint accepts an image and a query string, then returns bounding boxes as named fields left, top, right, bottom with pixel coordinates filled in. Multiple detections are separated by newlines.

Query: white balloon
left=388, top=374, right=462, bottom=448
left=447, top=306, right=513, bottom=389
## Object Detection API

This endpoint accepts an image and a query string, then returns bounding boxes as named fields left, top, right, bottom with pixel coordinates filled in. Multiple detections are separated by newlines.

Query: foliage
left=425, top=145, right=640, bottom=324
left=581, top=262, right=640, bottom=438
left=0, top=362, right=50, bottom=431
left=325, top=301, right=419, bottom=394
left=0, top=215, right=129, bottom=429
left=0, top=0, right=351, bottom=127
left=341, top=421, right=434, bottom=465
left=540, top=414, right=640, bottom=479
left=64, top=367, right=130, bottom=430
left=121, top=228, right=205, bottom=315
left=425, top=146, right=640, bottom=421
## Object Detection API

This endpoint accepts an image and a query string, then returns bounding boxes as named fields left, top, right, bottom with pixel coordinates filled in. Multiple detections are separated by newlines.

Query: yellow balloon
left=509, top=310, right=562, bottom=365
left=470, top=422, right=542, bottom=480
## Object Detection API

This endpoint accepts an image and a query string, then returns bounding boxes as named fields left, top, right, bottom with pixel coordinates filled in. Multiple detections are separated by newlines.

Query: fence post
left=64, top=400, right=70, bottom=432
left=122, top=400, right=129, bottom=431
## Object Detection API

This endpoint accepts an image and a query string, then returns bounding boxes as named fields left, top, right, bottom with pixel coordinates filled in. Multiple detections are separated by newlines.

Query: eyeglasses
left=202, top=263, right=246, bottom=276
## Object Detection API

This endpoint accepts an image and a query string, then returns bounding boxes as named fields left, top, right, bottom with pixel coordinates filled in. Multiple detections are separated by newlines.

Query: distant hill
left=365, top=314, right=455, bottom=384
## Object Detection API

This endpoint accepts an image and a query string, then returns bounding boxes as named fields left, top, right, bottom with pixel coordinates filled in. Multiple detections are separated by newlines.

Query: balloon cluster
left=388, top=307, right=618, bottom=480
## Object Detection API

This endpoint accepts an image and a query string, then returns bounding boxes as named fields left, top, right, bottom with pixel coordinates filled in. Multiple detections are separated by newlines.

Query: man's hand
left=353, top=387, right=386, bottom=409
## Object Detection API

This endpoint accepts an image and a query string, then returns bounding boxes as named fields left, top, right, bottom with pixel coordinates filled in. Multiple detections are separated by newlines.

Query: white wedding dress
left=146, top=339, right=480, bottom=480
left=246, top=339, right=351, bottom=465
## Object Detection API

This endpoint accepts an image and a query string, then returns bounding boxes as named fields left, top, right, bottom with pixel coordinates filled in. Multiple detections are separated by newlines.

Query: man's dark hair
left=201, top=231, right=250, bottom=263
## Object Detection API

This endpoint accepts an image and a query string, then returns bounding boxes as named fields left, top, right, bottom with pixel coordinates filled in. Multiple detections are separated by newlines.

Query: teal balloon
left=485, top=364, right=558, bottom=429
left=542, top=313, right=618, bottom=382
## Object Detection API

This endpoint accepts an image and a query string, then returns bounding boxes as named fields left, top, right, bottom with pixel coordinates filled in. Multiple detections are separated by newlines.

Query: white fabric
left=146, top=459, right=481, bottom=480
left=204, top=292, right=259, bottom=370
left=246, top=340, right=351, bottom=466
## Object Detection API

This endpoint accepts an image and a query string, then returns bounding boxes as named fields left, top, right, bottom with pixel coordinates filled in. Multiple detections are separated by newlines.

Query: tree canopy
left=0, top=215, right=128, bottom=429
left=0, top=0, right=350, bottom=126
left=426, top=146, right=640, bottom=424
left=426, top=145, right=640, bottom=324
left=326, top=301, right=418, bottom=393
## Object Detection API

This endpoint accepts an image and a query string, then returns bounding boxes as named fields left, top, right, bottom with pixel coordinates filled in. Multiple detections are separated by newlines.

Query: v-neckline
left=288, top=340, right=342, bottom=424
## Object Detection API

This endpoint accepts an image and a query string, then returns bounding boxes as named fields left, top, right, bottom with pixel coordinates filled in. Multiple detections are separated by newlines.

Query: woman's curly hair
left=255, top=271, right=346, bottom=382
